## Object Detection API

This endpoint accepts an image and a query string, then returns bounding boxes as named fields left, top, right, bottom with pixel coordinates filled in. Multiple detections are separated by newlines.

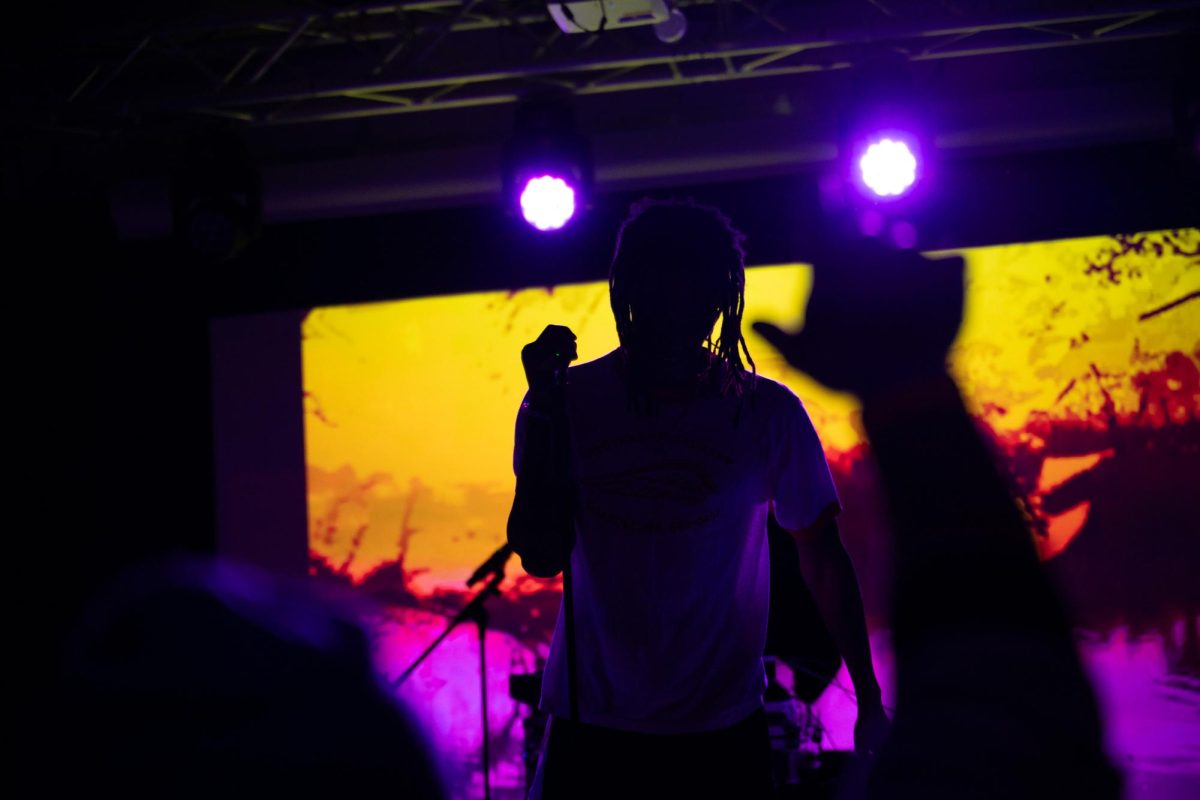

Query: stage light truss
left=19, top=1, right=1200, bottom=133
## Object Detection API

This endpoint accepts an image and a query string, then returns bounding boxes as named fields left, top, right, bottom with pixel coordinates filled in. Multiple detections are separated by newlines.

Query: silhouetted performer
left=754, top=233, right=1120, bottom=799
left=507, top=200, right=887, bottom=799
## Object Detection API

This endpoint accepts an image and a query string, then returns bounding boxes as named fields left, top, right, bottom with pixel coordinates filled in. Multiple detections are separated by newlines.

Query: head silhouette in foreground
left=51, top=557, right=448, bottom=797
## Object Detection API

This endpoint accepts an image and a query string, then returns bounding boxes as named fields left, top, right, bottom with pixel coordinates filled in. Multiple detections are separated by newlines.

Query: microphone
left=467, top=544, right=514, bottom=587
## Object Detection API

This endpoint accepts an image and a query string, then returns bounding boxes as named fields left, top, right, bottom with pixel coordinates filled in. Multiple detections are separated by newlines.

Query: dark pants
left=534, top=707, right=774, bottom=800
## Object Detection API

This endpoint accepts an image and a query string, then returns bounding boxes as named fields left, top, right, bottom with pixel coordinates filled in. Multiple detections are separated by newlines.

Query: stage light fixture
left=834, top=66, right=930, bottom=207
left=548, top=1, right=670, bottom=34
left=171, top=129, right=261, bottom=262
left=859, top=137, right=918, bottom=198
left=519, top=175, right=577, bottom=231
left=503, top=92, right=593, bottom=233
left=820, top=71, right=934, bottom=250
left=653, top=7, right=687, bottom=43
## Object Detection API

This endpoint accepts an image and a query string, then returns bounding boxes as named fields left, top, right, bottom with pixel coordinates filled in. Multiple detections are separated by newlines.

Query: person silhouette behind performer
left=507, top=199, right=888, bottom=799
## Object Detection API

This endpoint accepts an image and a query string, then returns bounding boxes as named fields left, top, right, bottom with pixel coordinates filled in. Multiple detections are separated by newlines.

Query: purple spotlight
left=858, top=137, right=918, bottom=198
left=519, top=175, right=577, bottom=231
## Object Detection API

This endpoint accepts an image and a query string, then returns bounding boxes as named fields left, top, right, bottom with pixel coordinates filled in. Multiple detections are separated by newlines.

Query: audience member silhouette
left=50, top=557, right=448, bottom=798
left=754, top=233, right=1121, bottom=799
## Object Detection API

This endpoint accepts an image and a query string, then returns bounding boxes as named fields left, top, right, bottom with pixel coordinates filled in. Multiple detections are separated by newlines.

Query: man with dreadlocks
left=508, top=199, right=886, bottom=799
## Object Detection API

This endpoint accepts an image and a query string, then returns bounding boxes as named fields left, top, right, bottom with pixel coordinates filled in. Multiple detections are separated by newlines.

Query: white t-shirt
left=513, top=347, right=840, bottom=734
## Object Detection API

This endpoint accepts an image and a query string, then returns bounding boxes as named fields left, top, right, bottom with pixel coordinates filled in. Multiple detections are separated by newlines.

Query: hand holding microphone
left=511, top=324, right=579, bottom=578
left=521, top=324, right=578, bottom=404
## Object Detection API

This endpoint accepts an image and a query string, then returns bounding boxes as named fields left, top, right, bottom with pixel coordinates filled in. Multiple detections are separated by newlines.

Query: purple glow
left=519, top=175, right=577, bottom=231
left=857, top=209, right=884, bottom=237
left=890, top=220, right=918, bottom=249
left=859, top=138, right=918, bottom=198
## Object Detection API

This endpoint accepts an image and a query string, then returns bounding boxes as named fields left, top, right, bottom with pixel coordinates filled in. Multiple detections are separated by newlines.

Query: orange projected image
left=304, top=229, right=1198, bottom=798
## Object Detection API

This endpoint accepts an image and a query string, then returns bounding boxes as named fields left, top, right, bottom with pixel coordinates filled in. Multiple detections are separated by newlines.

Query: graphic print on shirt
left=575, top=428, right=737, bottom=535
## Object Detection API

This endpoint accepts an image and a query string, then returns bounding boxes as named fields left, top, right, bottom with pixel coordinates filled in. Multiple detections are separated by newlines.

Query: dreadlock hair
left=608, top=197, right=758, bottom=425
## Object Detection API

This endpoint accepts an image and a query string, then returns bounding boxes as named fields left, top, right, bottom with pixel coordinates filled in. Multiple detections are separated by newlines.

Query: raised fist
left=521, top=324, right=578, bottom=398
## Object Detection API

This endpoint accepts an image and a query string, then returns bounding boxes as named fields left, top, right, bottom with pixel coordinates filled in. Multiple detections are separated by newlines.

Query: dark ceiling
left=6, top=1, right=1199, bottom=236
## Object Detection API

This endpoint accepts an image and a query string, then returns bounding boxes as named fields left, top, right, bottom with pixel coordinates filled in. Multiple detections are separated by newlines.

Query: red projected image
left=302, top=229, right=1199, bottom=799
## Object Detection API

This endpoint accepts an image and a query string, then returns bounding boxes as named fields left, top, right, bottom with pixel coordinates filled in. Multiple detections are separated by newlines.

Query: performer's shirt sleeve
left=769, top=390, right=842, bottom=533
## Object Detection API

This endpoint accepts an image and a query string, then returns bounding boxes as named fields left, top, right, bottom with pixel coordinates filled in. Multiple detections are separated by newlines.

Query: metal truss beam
left=191, top=6, right=1199, bottom=126
left=12, top=2, right=1200, bottom=133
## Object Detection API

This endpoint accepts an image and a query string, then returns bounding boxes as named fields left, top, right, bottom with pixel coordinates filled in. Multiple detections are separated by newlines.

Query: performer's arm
left=507, top=324, right=578, bottom=578
left=508, top=390, right=575, bottom=579
left=791, top=512, right=883, bottom=710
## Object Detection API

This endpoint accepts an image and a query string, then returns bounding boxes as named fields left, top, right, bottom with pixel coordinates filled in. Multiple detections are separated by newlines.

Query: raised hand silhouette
left=753, top=236, right=964, bottom=402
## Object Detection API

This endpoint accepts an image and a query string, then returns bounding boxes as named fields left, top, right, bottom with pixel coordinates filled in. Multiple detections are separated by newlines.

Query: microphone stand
left=395, top=548, right=511, bottom=800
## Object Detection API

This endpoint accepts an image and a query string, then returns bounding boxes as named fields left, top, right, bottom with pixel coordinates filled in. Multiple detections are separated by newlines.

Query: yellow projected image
left=304, top=230, right=1198, bottom=595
